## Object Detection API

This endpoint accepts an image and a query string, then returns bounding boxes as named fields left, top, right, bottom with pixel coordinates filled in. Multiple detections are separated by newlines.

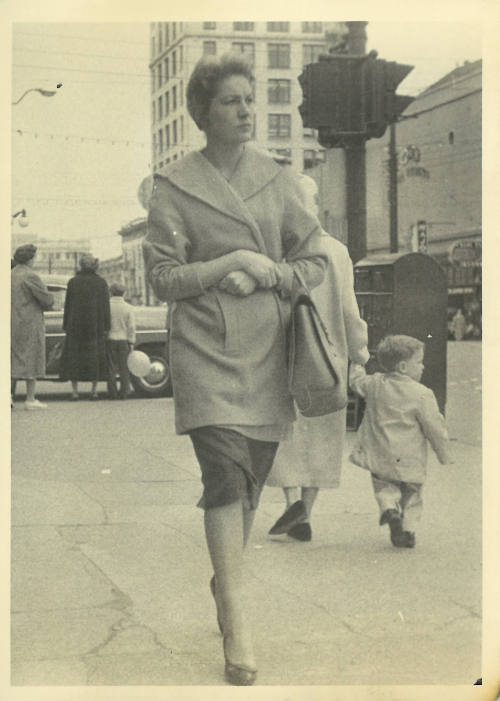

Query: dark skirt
left=189, top=426, right=278, bottom=510
left=60, top=334, right=108, bottom=382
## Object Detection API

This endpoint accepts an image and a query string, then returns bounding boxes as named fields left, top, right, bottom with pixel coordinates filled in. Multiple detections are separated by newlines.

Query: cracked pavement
left=10, top=342, right=484, bottom=687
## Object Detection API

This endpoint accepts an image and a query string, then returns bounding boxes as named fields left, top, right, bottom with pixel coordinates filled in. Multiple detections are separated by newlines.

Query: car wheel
left=130, top=346, right=172, bottom=398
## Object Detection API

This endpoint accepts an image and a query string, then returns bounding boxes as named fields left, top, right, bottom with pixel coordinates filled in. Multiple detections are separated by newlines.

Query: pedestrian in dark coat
left=60, top=254, right=110, bottom=400
left=11, top=244, right=54, bottom=409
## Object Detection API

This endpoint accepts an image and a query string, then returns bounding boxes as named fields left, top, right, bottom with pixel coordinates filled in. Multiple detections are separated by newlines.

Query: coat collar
left=156, top=145, right=281, bottom=227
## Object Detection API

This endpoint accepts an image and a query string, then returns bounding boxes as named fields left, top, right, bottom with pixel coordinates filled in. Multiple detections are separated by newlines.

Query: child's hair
left=109, top=282, right=126, bottom=297
left=376, top=334, right=424, bottom=372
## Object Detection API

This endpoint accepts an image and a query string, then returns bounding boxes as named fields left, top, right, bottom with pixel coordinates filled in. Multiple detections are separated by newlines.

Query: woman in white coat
left=267, top=175, right=369, bottom=540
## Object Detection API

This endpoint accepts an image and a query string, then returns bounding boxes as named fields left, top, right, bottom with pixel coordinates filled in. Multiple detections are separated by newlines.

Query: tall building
left=149, top=21, right=346, bottom=172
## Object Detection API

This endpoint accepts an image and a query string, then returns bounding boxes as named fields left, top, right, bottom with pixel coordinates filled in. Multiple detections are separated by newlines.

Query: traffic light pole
left=345, top=139, right=367, bottom=263
left=345, top=22, right=368, bottom=264
left=389, top=123, right=399, bottom=253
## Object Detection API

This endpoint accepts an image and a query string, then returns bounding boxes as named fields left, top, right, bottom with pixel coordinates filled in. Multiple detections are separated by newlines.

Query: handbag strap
left=292, top=266, right=334, bottom=347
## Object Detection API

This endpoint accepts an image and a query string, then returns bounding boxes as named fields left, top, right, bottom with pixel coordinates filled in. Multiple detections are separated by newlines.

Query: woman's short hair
left=186, top=53, right=255, bottom=130
left=13, top=244, right=37, bottom=265
left=109, top=282, right=126, bottom=296
left=376, top=334, right=424, bottom=372
left=79, top=254, right=99, bottom=271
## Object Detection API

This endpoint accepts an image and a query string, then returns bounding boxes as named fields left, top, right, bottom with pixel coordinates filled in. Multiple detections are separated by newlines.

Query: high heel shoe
left=209, top=576, right=224, bottom=635
left=223, top=635, right=257, bottom=686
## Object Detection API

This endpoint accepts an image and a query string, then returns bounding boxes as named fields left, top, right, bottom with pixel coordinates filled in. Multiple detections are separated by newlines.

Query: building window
left=302, top=22, right=323, bottom=33
left=203, top=40, right=217, bottom=56
left=268, top=43, right=290, bottom=68
left=449, top=131, right=455, bottom=145
left=303, top=149, right=325, bottom=169
left=151, top=35, right=156, bottom=57
left=166, top=124, right=170, bottom=149
left=268, top=113, right=291, bottom=138
left=267, top=22, right=290, bottom=32
left=165, top=24, right=170, bottom=46
left=231, top=42, right=255, bottom=66
left=181, top=116, right=184, bottom=140
left=153, top=133, right=157, bottom=156
left=164, top=57, right=169, bottom=81
left=233, top=22, right=254, bottom=31
left=158, top=95, right=163, bottom=120
left=152, top=101, right=156, bottom=123
left=158, top=129, right=164, bottom=153
left=172, top=50, right=177, bottom=76
left=268, top=79, right=291, bottom=104
left=158, top=62, right=162, bottom=87
left=173, top=119, right=178, bottom=145
left=165, top=91, right=170, bottom=115
left=172, top=85, right=177, bottom=111
left=179, top=45, right=183, bottom=71
left=303, top=44, right=326, bottom=66
left=203, top=22, right=216, bottom=29
left=172, top=22, right=177, bottom=40
left=270, top=147, right=292, bottom=161
left=180, top=80, right=184, bottom=105
left=158, top=25, right=163, bottom=53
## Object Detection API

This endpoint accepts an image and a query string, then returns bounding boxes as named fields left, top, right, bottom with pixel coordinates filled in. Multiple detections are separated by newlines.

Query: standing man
left=11, top=244, right=54, bottom=409
left=106, top=282, right=136, bottom=399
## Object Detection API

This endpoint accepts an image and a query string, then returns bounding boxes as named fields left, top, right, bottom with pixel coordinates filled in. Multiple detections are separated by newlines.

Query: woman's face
left=204, top=75, right=254, bottom=146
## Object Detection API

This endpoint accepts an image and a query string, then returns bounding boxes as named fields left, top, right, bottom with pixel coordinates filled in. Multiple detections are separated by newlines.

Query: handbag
left=288, top=268, right=347, bottom=417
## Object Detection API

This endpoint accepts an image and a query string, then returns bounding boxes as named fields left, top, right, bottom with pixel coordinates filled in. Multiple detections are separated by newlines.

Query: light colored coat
left=11, top=264, right=54, bottom=379
left=349, top=365, right=450, bottom=484
left=268, top=234, right=369, bottom=488
left=143, top=146, right=326, bottom=434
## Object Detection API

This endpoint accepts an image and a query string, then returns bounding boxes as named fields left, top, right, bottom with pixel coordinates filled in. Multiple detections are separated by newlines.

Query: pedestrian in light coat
left=143, top=53, right=326, bottom=685
left=106, top=282, right=136, bottom=399
left=349, top=334, right=451, bottom=549
left=11, top=244, right=54, bottom=409
left=267, top=174, right=370, bottom=541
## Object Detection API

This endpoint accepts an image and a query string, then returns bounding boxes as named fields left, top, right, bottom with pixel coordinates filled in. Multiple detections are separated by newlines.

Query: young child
left=107, top=282, right=136, bottom=399
left=349, top=334, right=451, bottom=548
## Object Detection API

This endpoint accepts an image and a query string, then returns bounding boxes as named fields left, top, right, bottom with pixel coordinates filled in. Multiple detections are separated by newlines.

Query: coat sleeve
left=275, top=171, right=327, bottom=296
left=340, top=246, right=370, bottom=365
left=415, top=388, right=451, bottom=464
left=349, top=363, right=372, bottom=397
left=143, top=177, right=207, bottom=302
left=24, top=273, right=54, bottom=311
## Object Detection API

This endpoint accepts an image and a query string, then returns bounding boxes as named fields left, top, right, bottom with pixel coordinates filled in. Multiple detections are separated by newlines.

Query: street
left=10, top=341, right=483, bottom=688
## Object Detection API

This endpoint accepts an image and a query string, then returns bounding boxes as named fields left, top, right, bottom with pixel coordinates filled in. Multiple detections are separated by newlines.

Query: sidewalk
left=9, top=342, right=483, bottom=688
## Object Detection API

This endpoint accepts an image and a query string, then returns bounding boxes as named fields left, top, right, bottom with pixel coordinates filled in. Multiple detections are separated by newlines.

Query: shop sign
left=449, top=240, right=482, bottom=266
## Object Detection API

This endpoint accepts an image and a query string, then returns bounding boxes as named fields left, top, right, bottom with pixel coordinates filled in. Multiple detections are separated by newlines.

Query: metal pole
left=345, top=140, right=367, bottom=263
left=389, top=122, right=399, bottom=252
left=344, top=22, right=368, bottom=264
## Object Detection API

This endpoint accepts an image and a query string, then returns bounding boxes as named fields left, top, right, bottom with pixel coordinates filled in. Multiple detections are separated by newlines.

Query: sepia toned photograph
left=6, top=9, right=496, bottom=699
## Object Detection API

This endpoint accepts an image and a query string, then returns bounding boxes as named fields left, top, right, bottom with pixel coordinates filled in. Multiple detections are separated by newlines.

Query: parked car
left=42, top=274, right=172, bottom=398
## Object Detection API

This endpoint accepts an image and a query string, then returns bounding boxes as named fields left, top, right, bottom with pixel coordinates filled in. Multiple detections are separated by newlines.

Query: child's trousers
left=371, top=474, right=423, bottom=532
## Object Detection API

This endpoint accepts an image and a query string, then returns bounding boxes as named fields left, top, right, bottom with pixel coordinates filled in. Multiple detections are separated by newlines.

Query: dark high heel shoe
left=209, top=576, right=224, bottom=635
left=223, top=635, right=257, bottom=686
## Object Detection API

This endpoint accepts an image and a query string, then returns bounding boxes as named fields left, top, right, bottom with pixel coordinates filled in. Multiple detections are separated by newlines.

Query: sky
left=10, top=21, right=482, bottom=260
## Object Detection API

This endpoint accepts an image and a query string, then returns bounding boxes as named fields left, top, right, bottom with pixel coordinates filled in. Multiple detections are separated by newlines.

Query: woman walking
left=267, top=175, right=369, bottom=540
left=11, top=244, right=54, bottom=409
left=60, top=254, right=110, bottom=400
left=143, top=53, right=326, bottom=685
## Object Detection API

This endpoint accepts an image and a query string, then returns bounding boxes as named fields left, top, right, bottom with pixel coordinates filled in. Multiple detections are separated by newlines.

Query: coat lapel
left=158, top=147, right=281, bottom=254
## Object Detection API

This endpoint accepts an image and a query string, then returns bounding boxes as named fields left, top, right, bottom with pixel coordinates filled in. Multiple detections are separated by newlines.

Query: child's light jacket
left=349, top=366, right=450, bottom=484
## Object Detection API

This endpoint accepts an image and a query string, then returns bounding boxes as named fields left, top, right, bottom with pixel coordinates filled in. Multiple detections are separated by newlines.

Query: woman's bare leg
left=301, top=487, right=319, bottom=521
left=26, top=379, right=36, bottom=402
left=283, top=486, right=300, bottom=508
left=204, top=501, right=255, bottom=668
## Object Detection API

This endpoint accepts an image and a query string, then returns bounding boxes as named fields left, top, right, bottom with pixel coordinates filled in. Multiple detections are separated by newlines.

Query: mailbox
left=349, top=252, right=448, bottom=426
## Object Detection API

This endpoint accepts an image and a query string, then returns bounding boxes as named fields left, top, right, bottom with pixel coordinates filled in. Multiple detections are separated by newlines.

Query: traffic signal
left=297, top=53, right=414, bottom=144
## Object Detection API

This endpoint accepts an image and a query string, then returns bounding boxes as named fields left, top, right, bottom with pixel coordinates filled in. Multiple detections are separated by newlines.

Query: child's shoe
left=392, top=530, right=416, bottom=548
left=379, top=508, right=404, bottom=546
